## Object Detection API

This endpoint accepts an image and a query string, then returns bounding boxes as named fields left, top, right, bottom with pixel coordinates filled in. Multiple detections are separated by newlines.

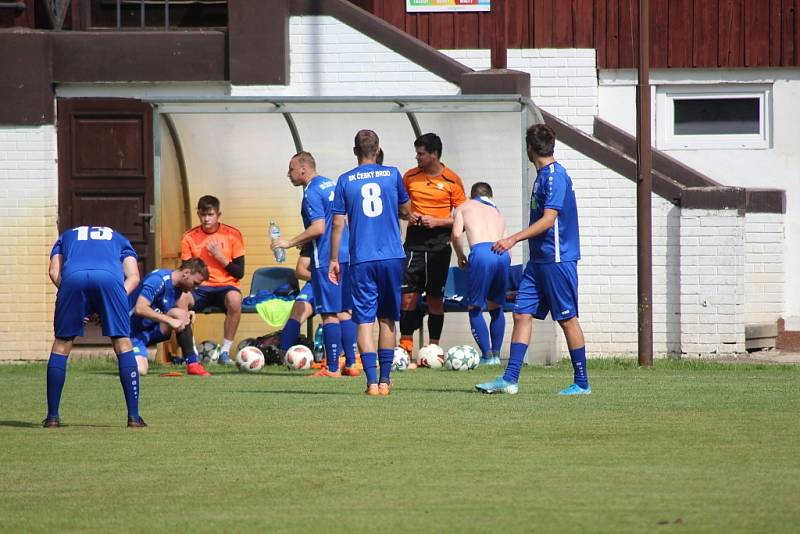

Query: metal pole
left=636, top=0, right=653, bottom=367
left=491, top=0, right=507, bottom=69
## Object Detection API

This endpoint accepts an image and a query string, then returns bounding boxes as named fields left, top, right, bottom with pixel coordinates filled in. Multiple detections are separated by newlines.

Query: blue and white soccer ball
left=392, top=347, right=411, bottom=371
left=198, top=340, right=221, bottom=363
left=444, top=345, right=480, bottom=371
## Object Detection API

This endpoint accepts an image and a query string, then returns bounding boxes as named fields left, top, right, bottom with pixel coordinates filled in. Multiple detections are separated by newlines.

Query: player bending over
left=476, top=124, right=590, bottom=396
left=44, top=225, right=146, bottom=428
left=452, top=181, right=511, bottom=366
left=130, top=258, right=210, bottom=376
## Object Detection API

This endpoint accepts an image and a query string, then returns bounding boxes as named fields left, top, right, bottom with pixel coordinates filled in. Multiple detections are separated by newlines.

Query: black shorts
left=192, top=285, right=241, bottom=311
left=401, top=247, right=452, bottom=297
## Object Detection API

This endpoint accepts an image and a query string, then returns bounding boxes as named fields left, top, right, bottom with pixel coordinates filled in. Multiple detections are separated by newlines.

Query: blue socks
left=569, top=346, right=589, bottom=389
left=185, top=353, right=198, bottom=364
left=503, top=342, right=527, bottom=384
left=46, top=352, right=68, bottom=418
left=117, top=350, right=140, bottom=420
left=378, top=348, right=394, bottom=384
left=340, top=319, right=357, bottom=368
left=361, top=352, right=378, bottom=384
left=322, top=323, right=341, bottom=372
left=489, top=308, right=505, bottom=356
left=280, top=318, right=302, bottom=351
left=468, top=308, right=491, bottom=357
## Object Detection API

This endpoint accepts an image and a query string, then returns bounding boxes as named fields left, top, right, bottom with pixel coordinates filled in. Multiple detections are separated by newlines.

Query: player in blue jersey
left=452, top=182, right=511, bottom=366
left=44, top=225, right=145, bottom=428
left=129, top=258, right=209, bottom=376
left=329, top=129, right=411, bottom=396
left=476, top=124, right=590, bottom=396
left=271, top=151, right=359, bottom=377
left=279, top=243, right=316, bottom=353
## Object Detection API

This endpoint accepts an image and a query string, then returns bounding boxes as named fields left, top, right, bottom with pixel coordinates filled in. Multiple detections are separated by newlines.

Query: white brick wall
left=744, top=212, right=785, bottom=324
left=231, top=16, right=461, bottom=97
left=445, top=49, right=599, bottom=133
left=679, top=209, right=746, bottom=355
left=0, top=126, right=59, bottom=360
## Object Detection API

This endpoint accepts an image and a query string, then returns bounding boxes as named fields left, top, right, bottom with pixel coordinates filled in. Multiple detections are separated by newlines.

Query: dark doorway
left=57, top=98, right=155, bottom=343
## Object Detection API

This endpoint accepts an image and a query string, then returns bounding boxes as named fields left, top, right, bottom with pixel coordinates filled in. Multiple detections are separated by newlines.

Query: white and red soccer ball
left=417, top=344, right=445, bottom=368
left=285, top=344, right=313, bottom=370
left=236, top=346, right=265, bottom=373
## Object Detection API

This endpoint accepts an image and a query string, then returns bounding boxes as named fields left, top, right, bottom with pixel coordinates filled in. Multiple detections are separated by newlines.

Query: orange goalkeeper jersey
left=403, top=164, right=467, bottom=219
left=180, top=223, right=245, bottom=287
left=403, top=164, right=467, bottom=250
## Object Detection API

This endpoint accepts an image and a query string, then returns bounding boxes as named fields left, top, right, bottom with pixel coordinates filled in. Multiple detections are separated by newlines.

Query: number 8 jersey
left=333, top=163, right=410, bottom=265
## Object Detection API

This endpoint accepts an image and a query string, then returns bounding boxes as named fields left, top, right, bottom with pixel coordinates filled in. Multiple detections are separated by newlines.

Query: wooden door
left=57, top=98, right=155, bottom=343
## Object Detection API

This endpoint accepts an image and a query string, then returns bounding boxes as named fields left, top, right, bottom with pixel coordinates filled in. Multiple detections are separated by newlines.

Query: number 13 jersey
left=50, top=226, right=137, bottom=280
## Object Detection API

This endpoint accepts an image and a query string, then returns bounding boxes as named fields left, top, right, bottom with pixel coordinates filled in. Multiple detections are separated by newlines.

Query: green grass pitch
left=1, top=359, right=799, bottom=533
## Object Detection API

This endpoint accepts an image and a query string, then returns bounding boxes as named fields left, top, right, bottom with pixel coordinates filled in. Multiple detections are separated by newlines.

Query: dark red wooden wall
left=350, top=0, right=800, bottom=68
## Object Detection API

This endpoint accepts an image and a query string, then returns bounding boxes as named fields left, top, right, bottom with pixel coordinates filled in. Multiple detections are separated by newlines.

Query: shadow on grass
left=0, top=420, right=43, bottom=428
left=405, top=387, right=478, bottom=395
left=1, top=420, right=115, bottom=429
left=241, top=389, right=353, bottom=396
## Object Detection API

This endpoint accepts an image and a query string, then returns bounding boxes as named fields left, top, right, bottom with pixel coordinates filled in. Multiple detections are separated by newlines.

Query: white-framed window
left=656, top=84, right=772, bottom=150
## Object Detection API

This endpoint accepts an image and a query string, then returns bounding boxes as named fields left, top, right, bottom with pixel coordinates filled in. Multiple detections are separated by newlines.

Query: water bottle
left=269, top=220, right=286, bottom=263
left=313, top=324, right=324, bottom=363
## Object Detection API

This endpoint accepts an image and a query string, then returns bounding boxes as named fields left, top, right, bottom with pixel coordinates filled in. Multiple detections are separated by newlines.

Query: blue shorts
left=131, top=324, right=170, bottom=357
left=514, top=261, right=579, bottom=321
left=311, top=264, right=352, bottom=314
left=295, top=282, right=315, bottom=306
left=54, top=270, right=130, bottom=339
left=350, top=258, right=405, bottom=324
left=192, top=285, right=240, bottom=312
left=467, top=243, right=510, bottom=308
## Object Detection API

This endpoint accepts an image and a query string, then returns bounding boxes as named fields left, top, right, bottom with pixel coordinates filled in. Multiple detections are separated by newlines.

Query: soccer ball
left=236, top=346, right=265, bottom=373
left=392, top=346, right=411, bottom=371
left=417, top=344, right=445, bottom=368
left=444, top=345, right=480, bottom=371
left=285, top=344, right=313, bottom=370
left=198, top=340, right=221, bottom=363
left=236, top=338, right=259, bottom=352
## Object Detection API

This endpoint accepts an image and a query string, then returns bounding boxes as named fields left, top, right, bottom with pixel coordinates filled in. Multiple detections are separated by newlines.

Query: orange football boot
left=186, top=362, right=211, bottom=376
left=310, top=368, right=342, bottom=378
left=398, top=338, right=414, bottom=357
left=341, top=366, right=361, bottom=377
